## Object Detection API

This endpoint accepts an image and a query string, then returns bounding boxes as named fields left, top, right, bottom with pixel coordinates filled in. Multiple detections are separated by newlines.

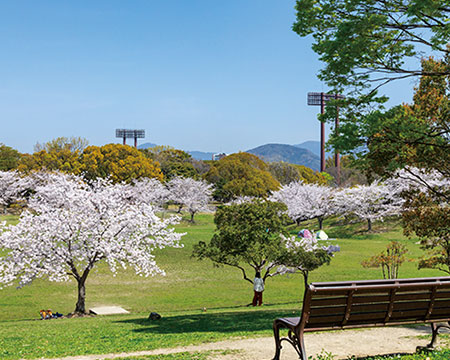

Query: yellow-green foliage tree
left=204, top=152, right=280, bottom=201
left=293, top=164, right=328, bottom=185
left=269, top=161, right=327, bottom=185
left=80, top=144, right=163, bottom=183
left=17, top=137, right=87, bottom=174
left=34, top=136, right=89, bottom=153
left=18, top=148, right=83, bottom=174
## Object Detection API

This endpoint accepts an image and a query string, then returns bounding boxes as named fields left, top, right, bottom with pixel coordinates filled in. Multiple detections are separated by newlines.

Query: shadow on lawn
left=116, top=309, right=298, bottom=334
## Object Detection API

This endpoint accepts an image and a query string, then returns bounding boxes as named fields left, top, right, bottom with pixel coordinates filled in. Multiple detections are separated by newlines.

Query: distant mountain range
left=246, top=143, right=320, bottom=171
left=138, top=141, right=329, bottom=170
left=294, top=141, right=333, bottom=159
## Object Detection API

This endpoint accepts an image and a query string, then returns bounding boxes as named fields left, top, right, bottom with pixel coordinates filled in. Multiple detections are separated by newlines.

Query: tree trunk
left=190, top=211, right=195, bottom=223
left=177, top=204, right=183, bottom=213
left=367, top=218, right=372, bottom=231
left=318, top=217, right=323, bottom=230
left=302, top=271, right=309, bottom=289
left=75, top=278, right=87, bottom=314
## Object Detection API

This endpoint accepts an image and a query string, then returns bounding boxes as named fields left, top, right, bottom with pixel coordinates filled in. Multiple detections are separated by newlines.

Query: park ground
left=0, top=213, right=449, bottom=360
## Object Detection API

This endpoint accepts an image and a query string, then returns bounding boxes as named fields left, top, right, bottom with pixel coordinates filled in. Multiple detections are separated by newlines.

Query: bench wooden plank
left=272, top=276, right=450, bottom=360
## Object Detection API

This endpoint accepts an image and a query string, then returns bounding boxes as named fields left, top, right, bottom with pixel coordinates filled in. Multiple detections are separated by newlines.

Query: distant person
left=252, top=271, right=264, bottom=306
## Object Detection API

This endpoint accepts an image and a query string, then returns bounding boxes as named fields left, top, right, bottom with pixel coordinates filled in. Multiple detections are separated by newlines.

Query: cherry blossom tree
left=0, top=171, right=20, bottom=208
left=226, top=196, right=255, bottom=205
left=277, top=235, right=335, bottom=287
left=385, top=168, right=450, bottom=273
left=271, top=182, right=335, bottom=229
left=129, top=178, right=170, bottom=210
left=333, top=181, right=403, bottom=231
left=385, top=167, right=450, bottom=199
left=168, top=177, right=213, bottom=222
left=0, top=173, right=184, bottom=315
left=0, top=171, right=31, bottom=212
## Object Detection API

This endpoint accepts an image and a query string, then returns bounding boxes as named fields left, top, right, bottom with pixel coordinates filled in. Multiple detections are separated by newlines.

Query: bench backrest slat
left=300, top=277, right=450, bottom=331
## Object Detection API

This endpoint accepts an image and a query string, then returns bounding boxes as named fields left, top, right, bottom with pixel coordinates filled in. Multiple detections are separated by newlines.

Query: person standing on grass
left=252, top=271, right=264, bottom=306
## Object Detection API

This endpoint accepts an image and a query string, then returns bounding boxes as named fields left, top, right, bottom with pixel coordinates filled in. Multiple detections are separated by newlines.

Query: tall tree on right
left=294, top=1, right=449, bottom=272
left=294, top=1, right=449, bottom=178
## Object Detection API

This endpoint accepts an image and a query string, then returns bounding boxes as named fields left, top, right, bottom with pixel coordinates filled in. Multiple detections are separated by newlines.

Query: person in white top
left=252, top=271, right=264, bottom=306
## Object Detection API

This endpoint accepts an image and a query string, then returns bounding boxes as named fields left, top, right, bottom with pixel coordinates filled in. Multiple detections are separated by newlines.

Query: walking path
left=40, top=325, right=445, bottom=360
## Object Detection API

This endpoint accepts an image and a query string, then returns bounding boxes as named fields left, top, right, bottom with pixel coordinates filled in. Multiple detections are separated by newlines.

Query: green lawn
left=0, top=212, right=446, bottom=359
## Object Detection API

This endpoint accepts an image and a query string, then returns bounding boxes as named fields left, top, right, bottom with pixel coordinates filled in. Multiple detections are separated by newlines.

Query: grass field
left=0, top=212, right=446, bottom=359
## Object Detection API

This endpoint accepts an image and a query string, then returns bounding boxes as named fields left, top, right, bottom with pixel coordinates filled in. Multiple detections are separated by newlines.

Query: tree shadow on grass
left=116, top=309, right=298, bottom=335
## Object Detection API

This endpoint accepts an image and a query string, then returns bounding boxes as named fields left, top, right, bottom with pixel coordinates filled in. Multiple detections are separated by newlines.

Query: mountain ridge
left=246, top=143, right=320, bottom=171
left=138, top=141, right=323, bottom=169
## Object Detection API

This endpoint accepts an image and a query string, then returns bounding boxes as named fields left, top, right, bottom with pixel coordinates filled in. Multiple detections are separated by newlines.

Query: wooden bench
left=273, top=277, right=450, bottom=360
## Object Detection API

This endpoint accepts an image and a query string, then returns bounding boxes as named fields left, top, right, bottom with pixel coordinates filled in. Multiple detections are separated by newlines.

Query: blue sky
left=0, top=1, right=416, bottom=154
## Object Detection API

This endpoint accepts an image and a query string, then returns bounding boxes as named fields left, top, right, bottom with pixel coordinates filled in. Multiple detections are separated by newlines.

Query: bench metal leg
left=272, top=320, right=306, bottom=360
left=272, top=320, right=282, bottom=360
left=426, top=322, right=450, bottom=349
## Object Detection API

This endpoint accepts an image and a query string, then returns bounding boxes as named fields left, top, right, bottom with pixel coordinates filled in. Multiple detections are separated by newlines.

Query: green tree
left=192, top=200, right=290, bottom=302
left=204, top=152, right=280, bottom=201
left=403, top=190, right=450, bottom=274
left=325, top=155, right=368, bottom=186
left=293, top=0, right=449, bottom=95
left=34, top=136, right=89, bottom=153
left=80, top=144, right=163, bottom=183
left=361, top=241, right=412, bottom=279
left=268, top=161, right=301, bottom=185
left=294, top=0, right=449, bottom=274
left=269, top=162, right=328, bottom=185
left=142, top=146, right=198, bottom=180
left=0, top=144, right=21, bottom=171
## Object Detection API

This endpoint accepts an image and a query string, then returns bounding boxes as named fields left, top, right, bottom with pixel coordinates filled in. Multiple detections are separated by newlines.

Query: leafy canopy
left=0, top=144, right=21, bottom=171
left=141, top=146, right=199, bottom=180
left=193, top=200, right=290, bottom=284
left=294, top=0, right=450, bottom=94
left=80, top=144, right=163, bottom=183
left=204, top=152, right=280, bottom=201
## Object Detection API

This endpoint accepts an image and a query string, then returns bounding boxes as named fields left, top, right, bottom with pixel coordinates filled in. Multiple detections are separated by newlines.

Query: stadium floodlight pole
left=307, top=92, right=344, bottom=183
left=115, top=129, right=145, bottom=148
left=334, top=94, right=341, bottom=186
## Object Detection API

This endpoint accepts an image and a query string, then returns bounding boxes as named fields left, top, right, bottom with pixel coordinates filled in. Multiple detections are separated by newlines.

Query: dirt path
left=40, top=326, right=442, bottom=360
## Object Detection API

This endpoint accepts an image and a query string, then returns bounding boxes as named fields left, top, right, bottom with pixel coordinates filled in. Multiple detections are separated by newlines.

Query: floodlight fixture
left=115, top=129, right=145, bottom=148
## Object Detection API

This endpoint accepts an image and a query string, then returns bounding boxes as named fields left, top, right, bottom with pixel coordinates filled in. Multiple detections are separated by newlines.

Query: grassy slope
left=0, top=213, right=445, bottom=359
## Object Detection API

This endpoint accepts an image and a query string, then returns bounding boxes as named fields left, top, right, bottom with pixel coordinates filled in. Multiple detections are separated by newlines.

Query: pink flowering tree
left=271, top=182, right=336, bottom=229
left=0, top=171, right=30, bottom=212
left=129, top=178, right=170, bottom=210
left=385, top=168, right=450, bottom=273
left=277, top=235, right=335, bottom=287
left=333, top=181, right=403, bottom=231
left=168, top=177, right=213, bottom=222
left=385, top=167, right=450, bottom=198
left=0, top=173, right=184, bottom=315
